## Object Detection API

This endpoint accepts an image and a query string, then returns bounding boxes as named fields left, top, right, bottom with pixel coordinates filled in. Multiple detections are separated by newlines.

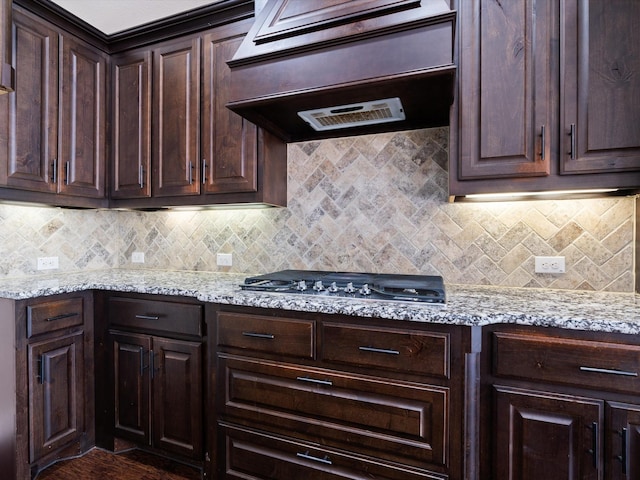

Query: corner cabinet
left=212, top=306, right=475, bottom=480
left=0, top=6, right=107, bottom=207
left=482, top=325, right=640, bottom=480
left=449, top=0, right=640, bottom=198
left=110, top=19, right=287, bottom=209
left=0, top=292, right=95, bottom=480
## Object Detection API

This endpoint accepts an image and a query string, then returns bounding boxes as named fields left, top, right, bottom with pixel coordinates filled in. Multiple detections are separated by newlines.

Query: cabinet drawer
left=493, top=332, right=640, bottom=394
left=108, top=297, right=202, bottom=337
left=322, top=323, right=450, bottom=378
left=218, top=354, right=448, bottom=469
left=217, top=312, right=315, bottom=360
left=220, top=423, right=443, bottom=480
left=27, top=296, right=84, bottom=337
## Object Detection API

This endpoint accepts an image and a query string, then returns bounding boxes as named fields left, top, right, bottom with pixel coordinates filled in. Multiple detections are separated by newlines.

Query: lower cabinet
left=486, top=326, right=640, bottom=480
left=9, top=292, right=94, bottom=480
left=101, top=294, right=205, bottom=463
left=213, top=307, right=472, bottom=480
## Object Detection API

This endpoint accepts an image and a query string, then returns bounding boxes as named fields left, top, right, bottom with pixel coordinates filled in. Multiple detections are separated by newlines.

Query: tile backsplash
left=0, top=127, right=635, bottom=292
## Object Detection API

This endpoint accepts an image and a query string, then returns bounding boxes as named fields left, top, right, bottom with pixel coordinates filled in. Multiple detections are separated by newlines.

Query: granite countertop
left=0, top=269, right=638, bottom=334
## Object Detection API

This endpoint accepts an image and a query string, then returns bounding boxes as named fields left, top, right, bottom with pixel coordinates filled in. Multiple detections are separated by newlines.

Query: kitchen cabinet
left=449, top=0, right=640, bottom=198
left=0, top=0, right=14, bottom=93
left=213, top=307, right=472, bottom=480
left=0, top=6, right=107, bottom=206
left=484, top=326, right=640, bottom=479
left=6, top=292, right=94, bottom=480
left=110, top=19, right=286, bottom=208
left=104, top=295, right=205, bottom=462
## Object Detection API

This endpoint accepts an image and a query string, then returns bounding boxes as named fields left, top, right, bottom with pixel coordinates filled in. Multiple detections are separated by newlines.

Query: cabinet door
left=561, top=1, right=640, bottom=174
left=112, top=331, right=151, bottom=445
left=28, top=332, right=84, bottom=462
left=0, top=9, right=57, bottom=192
left=152, top=37, right=200, bottom=197
left=494, top=385, right=602, bottom=480
left=111, top=50, right=151, bottom=199
left=152, top=337, right=202, bottom=459
left=59, top=35, right=107, bottom=198
left=455, top=0, right=553, bottom=180
left=606, top=402, right=640, bottom=480
left=202, top=27, right=257, bottom=194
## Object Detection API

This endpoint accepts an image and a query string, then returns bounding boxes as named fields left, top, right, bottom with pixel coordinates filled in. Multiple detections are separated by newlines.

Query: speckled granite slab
left=0, top=269, right=637, bottom=334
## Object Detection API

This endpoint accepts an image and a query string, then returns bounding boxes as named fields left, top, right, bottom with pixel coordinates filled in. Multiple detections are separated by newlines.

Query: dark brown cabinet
left=111, top=50, right=151, bottom=199
left=213, top=307, right=470, bottom=480
left=0, top=0, right=14, bottom=93
left=0, top=6, right=107, bottom=206
left=152, top=36, right=201, bottom=198
left=106, top=296, right=204, bottom=461
left=9, top=292, right=94, bottom=480
left=486, top=326, right=640, bottom=479
left=450, top=0, right=640, bottom=198
left=110, top=19, right=287, bottom=208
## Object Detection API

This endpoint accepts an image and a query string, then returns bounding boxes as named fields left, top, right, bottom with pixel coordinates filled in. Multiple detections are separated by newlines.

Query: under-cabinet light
left=456, top=188, right=620, bottom=202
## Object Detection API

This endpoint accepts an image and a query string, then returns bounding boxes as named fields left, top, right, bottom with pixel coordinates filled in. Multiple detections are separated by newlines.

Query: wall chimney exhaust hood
left=226, top=0, right=456, bottom=143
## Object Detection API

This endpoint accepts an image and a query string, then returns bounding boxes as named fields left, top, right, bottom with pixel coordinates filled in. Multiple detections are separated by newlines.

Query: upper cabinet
left=110, top=19, right=287, bottom=209
left=0, top=7, right=107, bottom=207
left=0, top=0, right=14, bottom=93
left=450, top=0, right=640, bottom=198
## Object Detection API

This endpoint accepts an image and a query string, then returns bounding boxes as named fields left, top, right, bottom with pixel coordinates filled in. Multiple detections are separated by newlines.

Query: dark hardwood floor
left=35, top=448, right=202, bottom=480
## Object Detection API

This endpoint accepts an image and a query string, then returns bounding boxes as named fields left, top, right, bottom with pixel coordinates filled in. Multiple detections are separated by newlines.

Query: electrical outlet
left=534, top=256, right=566, bottom=274
left=37, top=256, right=59, bottom=270
left=131, top=252, right=145, bottom=263
left=217, top=253, right=233, bottom=267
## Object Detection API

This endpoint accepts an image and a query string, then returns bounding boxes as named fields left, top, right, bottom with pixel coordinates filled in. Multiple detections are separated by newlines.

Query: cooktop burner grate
left=241, top=270, right=446, bottom=304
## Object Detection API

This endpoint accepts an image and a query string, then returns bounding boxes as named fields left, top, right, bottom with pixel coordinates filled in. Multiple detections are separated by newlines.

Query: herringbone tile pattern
left=0, top=127, right=635, bottom=292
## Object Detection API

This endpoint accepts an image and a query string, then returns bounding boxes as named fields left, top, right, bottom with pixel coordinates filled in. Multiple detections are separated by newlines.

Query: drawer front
left=493, top=332, right=640, bottom=394
left=220, top=423, right=444, bottom=480
left=218, top=354, right=448, bottom=469
left=109, top=297, right=202, bottom=336
left=322, top=323, right=450, bottom=378
left=217, top=312, right=315, bottom=360
left=27, top=297, right=84, bottom=337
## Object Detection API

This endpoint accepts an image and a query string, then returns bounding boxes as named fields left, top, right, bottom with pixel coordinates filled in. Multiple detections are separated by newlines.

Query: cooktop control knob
left=328, top=282, right=339, bottom=293
left=344, top=282, right=355, bottom=294
left=359, top=283, right=371, bottom=296
left=297, top=280, right=307, bottom=291
left=313, top=280, right=324, bottom=291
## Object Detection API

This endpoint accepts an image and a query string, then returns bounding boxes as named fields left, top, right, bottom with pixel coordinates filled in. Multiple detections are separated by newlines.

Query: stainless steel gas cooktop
left=241, top=270, right=446, bottom=304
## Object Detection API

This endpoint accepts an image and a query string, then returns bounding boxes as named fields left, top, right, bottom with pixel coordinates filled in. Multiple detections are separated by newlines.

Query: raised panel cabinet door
left=606, top=402, right=640, bottom=480
left=59, top=35, right=107, bottom=198
left=152, top=337, right=202, bottom=459
left=28, top=332, right=84, bottom=462
left=561, top=1, right=640, bottom=174
left=455, top=0, right=554, bottom=179
left=494, top=385, right=603, bottom=480
left=111, top=332, right=151, bottom=445
left=202, top=26, right=257, bottom=194
left=111, top=50, right=151, bottom=199
left=0, top=9, right=57, bottom=192
left=152, top=37, right=200, bottom=197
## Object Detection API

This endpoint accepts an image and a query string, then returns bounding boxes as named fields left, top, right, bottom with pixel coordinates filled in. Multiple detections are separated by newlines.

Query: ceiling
left=48, top=0, right=224, bottom=35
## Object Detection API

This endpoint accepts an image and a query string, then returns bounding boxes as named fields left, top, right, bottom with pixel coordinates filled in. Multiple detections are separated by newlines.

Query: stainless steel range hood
left=227, top=0, right=456, bottom=143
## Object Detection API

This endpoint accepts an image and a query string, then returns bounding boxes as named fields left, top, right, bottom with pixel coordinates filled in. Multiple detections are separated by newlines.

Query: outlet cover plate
left=217, top=253, right=233, bottom=266
left=37, top=256, right=59, bottom=270
left=535, top=256, right=565, bottom=274
left=132, top=252, right=145, bottom=263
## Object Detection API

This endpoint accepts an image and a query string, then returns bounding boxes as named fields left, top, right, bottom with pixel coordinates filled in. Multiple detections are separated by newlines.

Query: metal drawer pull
left=296, top=451, right=332, bottom=465
left=135, top=314, right=160, bottom=321
left=46, top=312, right=79, bottom=322
left=296, top=376, right=333, bottom=386
left=359, top=346, right=400, bottom=355
left=579, top=366, right=638, bottom=377
left=540, top=124, right=545, bottom=160
left=617, top=427, right=628, bottom=474
left=241, top=332, right=275, bottom=339
left=588, top=422, right=598, bottom=469
left=569, top=123, right=576, bottom=160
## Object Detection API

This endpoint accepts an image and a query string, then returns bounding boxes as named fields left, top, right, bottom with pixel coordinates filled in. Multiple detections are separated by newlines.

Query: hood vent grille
left=298, top=97, right=405, bottom=132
